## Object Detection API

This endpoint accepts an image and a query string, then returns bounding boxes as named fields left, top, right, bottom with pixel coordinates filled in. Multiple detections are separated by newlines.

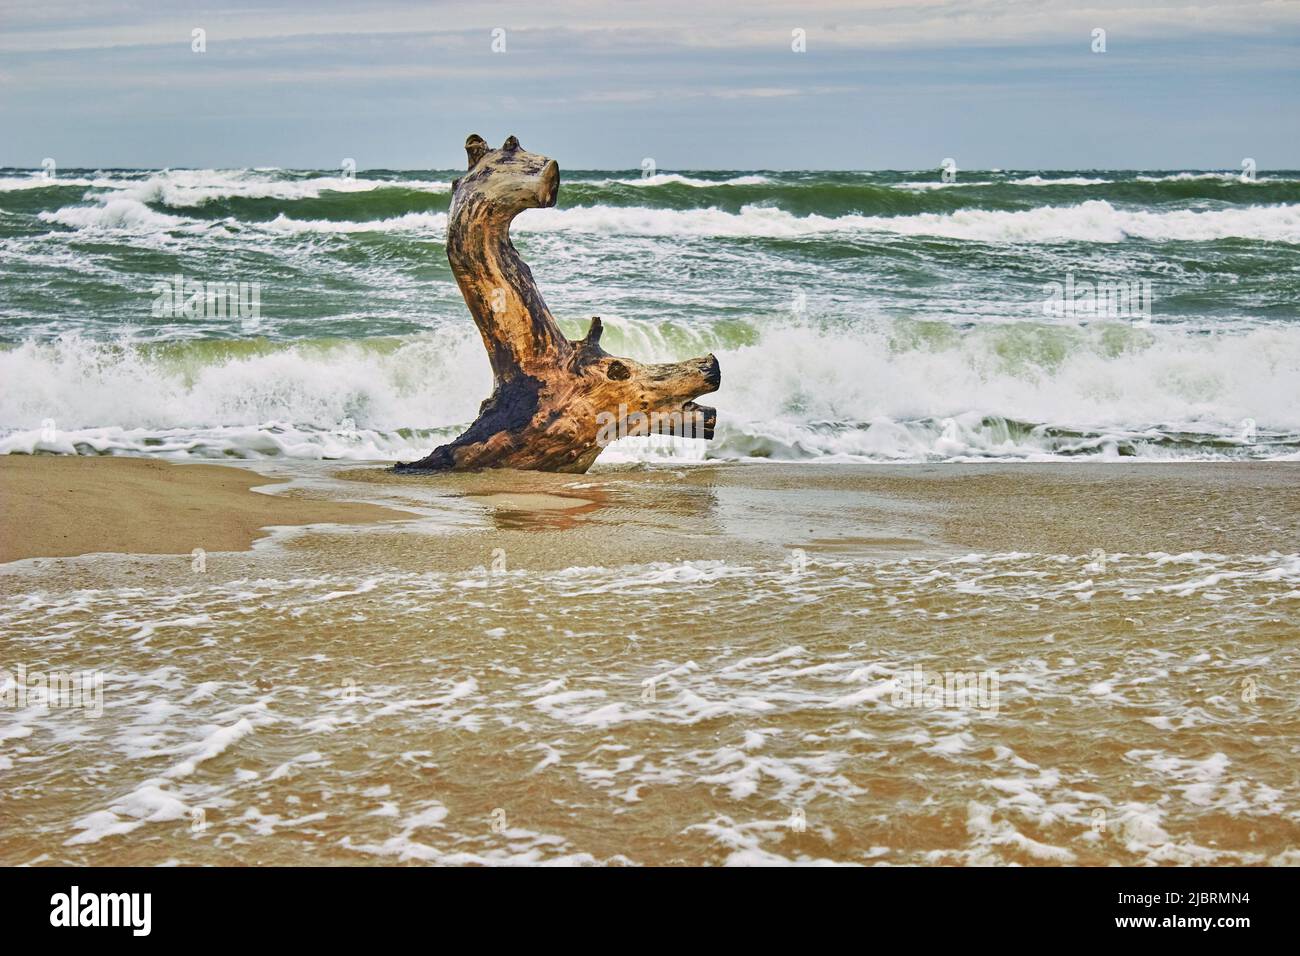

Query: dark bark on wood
left=395, top=134, right=720, bottom=474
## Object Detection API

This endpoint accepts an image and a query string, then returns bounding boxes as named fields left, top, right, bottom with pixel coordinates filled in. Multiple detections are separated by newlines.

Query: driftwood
left=395, top=134, right=720, bottom=474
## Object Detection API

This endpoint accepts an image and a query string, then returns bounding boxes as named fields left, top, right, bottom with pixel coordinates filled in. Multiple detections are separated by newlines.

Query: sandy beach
left=0, top=455, right=413, bottom=564
left=3, top=457, right=1297, bottom=866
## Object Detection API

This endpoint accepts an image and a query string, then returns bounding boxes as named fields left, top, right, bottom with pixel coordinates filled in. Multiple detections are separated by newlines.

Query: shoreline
left=2, top=454, right=1296, bottom=568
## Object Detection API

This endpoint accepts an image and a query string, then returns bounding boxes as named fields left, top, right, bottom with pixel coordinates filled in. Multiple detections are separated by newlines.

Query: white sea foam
left=6, top=549, right=1297, bottom=864
left=12, top=168, right=451, bottom=204
left=595, top=173, right=772, bottom=187
left=506, top=200, right=1300, bottom=243
left=114, top=169, right=450, bottom=207
left=165, top=718, right=255, bottom=778
left=2, top=319, right=1297, bottom=462
left=65, top=784, right=191, bottom=846
left=40, top=198, right=201, bottom=233
left=1007, top=176, right=1112, bottom=186
left=258, top=210, right=445, bottom=234
left=1134, top=172, right=1256, bottom=183
left=894, top=180, right=997, bottom=190
left=0, top=331, right=487, bottom=460
left=342, top=199, right=1300, bottom=242
left=0, top=175, right=104, bottom=191
left=37, top=193, right=1300, bottom=244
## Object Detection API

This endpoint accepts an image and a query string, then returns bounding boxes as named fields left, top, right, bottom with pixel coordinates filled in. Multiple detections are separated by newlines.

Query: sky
left=1, top=0, right=1297, bottom=170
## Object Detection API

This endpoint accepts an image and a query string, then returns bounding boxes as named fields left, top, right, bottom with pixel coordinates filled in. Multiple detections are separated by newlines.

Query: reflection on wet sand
left=467, top=491, right=601, bottom=531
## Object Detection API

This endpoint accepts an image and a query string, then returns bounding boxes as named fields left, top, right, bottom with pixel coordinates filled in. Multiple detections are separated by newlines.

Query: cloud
left=2, top=0, right=1297, bottom=54
left=1, top=0, right=1296, bottom=167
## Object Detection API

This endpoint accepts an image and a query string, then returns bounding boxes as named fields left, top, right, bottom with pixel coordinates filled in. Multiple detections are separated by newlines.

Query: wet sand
left=2, top=456, right=1297, bottom=570
left=0, top=455, right=413, bottom=564
left=332, top=458, right=1300, bottom=568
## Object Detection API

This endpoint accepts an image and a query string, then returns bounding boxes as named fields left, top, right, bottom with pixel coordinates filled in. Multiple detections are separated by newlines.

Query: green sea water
left=1, top=167, right=1298, bottom=461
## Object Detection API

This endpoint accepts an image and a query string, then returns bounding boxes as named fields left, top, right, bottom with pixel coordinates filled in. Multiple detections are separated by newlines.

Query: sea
left=2, top=166, right=1298, bottom=463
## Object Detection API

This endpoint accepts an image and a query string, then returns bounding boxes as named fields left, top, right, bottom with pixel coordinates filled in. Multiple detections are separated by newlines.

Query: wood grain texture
left=396, top=134, right=720, bottom=474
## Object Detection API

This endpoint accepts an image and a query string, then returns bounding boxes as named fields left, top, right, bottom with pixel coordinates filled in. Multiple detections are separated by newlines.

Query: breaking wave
left=2, top=319, right=1296, bottom=462
left=33, top=194, right=1300, bottom=243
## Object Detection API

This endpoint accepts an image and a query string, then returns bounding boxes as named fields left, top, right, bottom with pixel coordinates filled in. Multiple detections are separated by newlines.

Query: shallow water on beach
left=3, top=464, right=1298, bottom=866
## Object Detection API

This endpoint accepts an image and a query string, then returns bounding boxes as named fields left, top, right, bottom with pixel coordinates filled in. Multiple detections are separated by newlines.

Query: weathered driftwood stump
left=395, top=134, right=720, bottom=474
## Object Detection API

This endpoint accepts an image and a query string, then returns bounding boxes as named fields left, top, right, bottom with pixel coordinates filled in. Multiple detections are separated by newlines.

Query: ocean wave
left=111, top=169, right=451, bottom=208
left=39, top=198, right=203, bottom=233
left=593, top=173, right=772, bottom=188
left=1136, top=172, right=1249, bottom=183
left=711, top=320, right=1300, bottom=462
left=0, top=175, right=106, bottom=192
left=2, top=320, right=1296, bottom=463
left=25, top=166, right=1300, bottom=240
left=519, top=200, right=1300, bottom=243
left=35, top=196, right=439, bottom=236
left=0, top=333, right=487, bottom=460
left=61, top=199, right=1289, bottom=243
left=257, top=210, right=446, bottom=235
left=893, top=180, right=998, bottom=190
left=1006, top=176, right=1112, bottom=186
